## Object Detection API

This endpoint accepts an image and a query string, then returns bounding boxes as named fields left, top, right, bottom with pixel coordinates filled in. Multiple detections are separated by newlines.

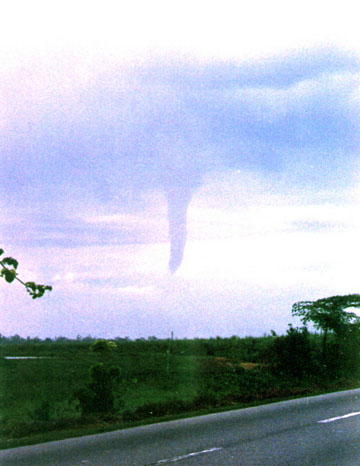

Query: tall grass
left=1, top=331, right=359, bottom=446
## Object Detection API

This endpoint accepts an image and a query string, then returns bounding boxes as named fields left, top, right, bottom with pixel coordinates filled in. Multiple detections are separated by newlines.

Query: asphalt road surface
left=1, top=389, right=360, bottom=465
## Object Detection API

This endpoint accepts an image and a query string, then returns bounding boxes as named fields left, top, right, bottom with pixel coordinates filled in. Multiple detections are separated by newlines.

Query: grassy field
left=1, top=332, right=360, bottom=449
left=0, top=347, right=207, bottom=447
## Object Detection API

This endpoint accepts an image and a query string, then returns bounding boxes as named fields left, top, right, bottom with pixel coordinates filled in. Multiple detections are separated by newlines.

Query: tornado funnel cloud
left=166, top=187, right=193, bottom=273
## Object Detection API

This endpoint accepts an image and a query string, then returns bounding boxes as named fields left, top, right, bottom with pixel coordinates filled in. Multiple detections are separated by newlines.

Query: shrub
left=30, top=400, right=51, bottom=422
left=90, top=339, right=117, bottom=354
left=321, top=324, right=360, bottom=379
left=74, top=363, right=122, bottom=416
left=268, top=325, right=318, bottom=379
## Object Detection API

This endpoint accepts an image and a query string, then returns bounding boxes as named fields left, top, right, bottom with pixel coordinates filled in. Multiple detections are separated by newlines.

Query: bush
left=90, top=339, right=117, bottom=354
left=30, top=400, right=51, bottom=422
left=321, top=324, right=360, bottom=380
left=268, top=325, right=318, bottom=379
left=74, top=363, right=122, bottom=416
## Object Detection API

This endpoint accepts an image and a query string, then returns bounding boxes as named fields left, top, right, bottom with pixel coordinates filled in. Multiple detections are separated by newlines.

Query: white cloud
left=177, top=227, right=360, bottom=293
left=116, top=285, right=156, bottom=295
left=189, top=167, right=360, bottom=240
left=208, top=70, right=360, bottom=130
left=82, top=212, right=167, bottom=230
left=1, top=1, right=359, bottom=62
left=1, top=9, right=359, bottom=340
left=170, top=167, right=360, bottom=293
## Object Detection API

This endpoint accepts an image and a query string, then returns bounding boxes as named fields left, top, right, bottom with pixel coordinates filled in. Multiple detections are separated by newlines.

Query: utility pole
left=166, top=331, right=174, bottom=376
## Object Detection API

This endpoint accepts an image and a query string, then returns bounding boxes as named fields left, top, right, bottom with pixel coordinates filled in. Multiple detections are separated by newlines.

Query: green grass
left=0, top=351, right=205, bottom=444
left=2, top=382, right=360, bottom=451
left=1, top=338, right=360, bottom=450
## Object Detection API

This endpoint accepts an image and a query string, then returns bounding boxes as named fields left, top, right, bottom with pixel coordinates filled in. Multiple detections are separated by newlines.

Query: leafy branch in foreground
left=0, top=248, right=52, bottom=299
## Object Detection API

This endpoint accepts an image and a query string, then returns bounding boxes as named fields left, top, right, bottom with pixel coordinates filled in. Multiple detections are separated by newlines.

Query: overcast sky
left=1, top=1, right=360, bottom=339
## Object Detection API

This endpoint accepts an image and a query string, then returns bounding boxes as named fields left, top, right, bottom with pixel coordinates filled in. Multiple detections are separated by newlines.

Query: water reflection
left=4, top=356, right=52, bottom=359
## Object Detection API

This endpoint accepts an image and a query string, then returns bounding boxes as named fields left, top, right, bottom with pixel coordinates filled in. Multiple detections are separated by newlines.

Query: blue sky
left=1, top=1, right=360, bottom=338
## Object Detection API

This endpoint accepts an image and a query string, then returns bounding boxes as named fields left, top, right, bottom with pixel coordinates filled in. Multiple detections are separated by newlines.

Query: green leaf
left=1, top=268, right=17, bottom=283
left=2, top=257, right=19, bottom=270
left=25, top=282, right=52, bottom=299
left=1, top=248, right=52, bottom=299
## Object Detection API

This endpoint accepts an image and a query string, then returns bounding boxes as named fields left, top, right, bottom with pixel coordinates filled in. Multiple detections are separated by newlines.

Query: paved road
left=1, top=389, right=360, bottom=465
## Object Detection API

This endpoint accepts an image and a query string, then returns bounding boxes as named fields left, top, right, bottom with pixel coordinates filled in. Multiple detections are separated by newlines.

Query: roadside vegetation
left=2, top=301, right=360, bottom=449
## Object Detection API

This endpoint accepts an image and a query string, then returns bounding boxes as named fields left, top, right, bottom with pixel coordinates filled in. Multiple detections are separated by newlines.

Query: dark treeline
left=0, top=333, right=281, bottom=361
left=2, top=328, right=359, bottom=375
left=2, top=327, right=360, bottom=375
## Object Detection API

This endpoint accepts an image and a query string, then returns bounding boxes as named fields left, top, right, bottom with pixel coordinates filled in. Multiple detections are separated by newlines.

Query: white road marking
left=318, top=412, right=360, bottom=423
left=154, top=447, right=222, bottom=464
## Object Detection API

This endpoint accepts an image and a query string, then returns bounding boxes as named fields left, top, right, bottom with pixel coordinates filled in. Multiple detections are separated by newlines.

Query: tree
left=269, top=325, right=316, bottom=379
left=75, top=363, right=122, bottom=416
left=90, top=339, right=117, bottom=354
left=292, top=294, right=360, bottom=355
left=0, top=248, right=52, bottom=299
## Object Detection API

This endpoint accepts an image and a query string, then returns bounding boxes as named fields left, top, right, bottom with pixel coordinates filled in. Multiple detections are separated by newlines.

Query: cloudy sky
left=1, top=1, right=360, bottom=339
